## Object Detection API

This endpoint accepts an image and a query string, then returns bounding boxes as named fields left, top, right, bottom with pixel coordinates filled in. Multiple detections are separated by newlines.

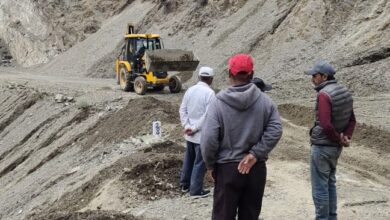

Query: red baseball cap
left=228, top=54, right=254, bottom=76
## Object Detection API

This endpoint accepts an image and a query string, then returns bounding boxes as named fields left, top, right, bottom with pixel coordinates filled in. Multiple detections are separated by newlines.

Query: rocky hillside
left=137, top=0, right=390, bottom=98
left=0, top=0, right=129, bottom=67
left=1, top=1, right=388, bottom=95
left=0, top=0, right=389, bottom=123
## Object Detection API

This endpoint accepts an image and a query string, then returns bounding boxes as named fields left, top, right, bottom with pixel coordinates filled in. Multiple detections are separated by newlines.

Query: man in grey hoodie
left=201, top=54, right=283, bottom=220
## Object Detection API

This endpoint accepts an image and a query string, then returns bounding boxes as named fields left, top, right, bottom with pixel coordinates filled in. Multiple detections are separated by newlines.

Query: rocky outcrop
left=0, top=38, right=13, bottom=66
left=0, top=0, right=129, bottom=67
left=0, top=0, right=52, bottom=66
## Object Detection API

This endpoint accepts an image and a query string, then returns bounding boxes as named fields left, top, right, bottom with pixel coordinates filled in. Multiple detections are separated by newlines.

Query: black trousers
left=212, top=162, right=267, bottom=220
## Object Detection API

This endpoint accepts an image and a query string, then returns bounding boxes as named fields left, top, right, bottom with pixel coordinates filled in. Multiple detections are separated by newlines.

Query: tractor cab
left=119, top=34, right=163, bottom=73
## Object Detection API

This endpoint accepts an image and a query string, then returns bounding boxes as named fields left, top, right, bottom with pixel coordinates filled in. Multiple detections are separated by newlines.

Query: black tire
left=134, top=76, right=147, bottom=95
left=119, top=66, right=134, bottom=91
left=169, top=75, right=182, bottom=93
left=153, top=85, right=165, bottom=91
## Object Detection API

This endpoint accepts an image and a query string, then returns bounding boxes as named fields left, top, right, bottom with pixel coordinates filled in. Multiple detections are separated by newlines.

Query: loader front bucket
left=144, top=49, right=199, bottom=72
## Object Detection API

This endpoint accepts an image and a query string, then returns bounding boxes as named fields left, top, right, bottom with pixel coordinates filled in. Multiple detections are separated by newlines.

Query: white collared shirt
left=179, top=81, right=215, bottom=143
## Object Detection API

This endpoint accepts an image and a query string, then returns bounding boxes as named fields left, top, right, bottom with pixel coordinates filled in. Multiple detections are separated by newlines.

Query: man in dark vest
left=305, top=60, right=356, bottom=220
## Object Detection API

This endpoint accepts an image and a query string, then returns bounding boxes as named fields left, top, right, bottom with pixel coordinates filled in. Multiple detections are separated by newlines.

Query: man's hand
left=238, top=153, right=257, bottom=174
left=184, top=128, right=195, bottom=136
left=340, top=133, right=351, bottom=147
left=206, top=169, right=214, bottom=183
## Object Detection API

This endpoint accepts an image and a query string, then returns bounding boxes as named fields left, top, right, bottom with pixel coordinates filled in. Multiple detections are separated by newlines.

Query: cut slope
left=34, top=0, right=155, bottom=77
left=137, top=0, right=390, bottom=97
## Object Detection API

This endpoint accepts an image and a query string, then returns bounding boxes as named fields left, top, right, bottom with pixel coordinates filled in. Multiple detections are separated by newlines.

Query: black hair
left=320, top=73, right=335, bottom=81
left=200, top=76, right=213, bottom=84
left=229, top=71, right=253, bottom=83
left=327, top=75, right=335, bottom=80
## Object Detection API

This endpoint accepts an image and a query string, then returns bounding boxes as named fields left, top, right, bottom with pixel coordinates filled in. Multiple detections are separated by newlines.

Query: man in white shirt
left=179, top=66, right=215, bottom=198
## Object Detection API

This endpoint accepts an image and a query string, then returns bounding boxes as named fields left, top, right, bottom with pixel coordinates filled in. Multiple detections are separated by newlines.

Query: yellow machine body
left=115, top=24, right=198, bottom=95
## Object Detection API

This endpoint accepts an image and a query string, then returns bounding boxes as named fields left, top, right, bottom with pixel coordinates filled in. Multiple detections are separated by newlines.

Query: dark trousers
left=180, top=141, right=207, bottom=195
left=212, top=162, right=267, bottom=220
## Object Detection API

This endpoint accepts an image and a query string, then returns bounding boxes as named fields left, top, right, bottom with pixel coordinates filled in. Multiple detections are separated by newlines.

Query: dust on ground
left=278, top=103, right=390, bottom=182
left=29, top=210, right=145, bottom=220
left=279, top=103, right=390, bottom=155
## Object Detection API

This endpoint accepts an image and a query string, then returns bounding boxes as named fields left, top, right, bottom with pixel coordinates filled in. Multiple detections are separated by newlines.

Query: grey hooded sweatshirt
left=201, top=83, right=282, bottom=169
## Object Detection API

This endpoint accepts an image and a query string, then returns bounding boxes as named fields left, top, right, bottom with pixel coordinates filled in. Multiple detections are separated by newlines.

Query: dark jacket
left=310, top=80, right=354, bottom=146
left=200, top=83, right=282, bottom=169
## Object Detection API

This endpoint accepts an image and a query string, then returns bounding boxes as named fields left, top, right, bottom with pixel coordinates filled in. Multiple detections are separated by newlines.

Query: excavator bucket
left=144, top=49, right=199, bottom=72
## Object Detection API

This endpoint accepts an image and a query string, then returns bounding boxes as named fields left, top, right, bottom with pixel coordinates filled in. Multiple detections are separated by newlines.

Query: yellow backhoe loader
left=115, top=24, right=199, bottom=95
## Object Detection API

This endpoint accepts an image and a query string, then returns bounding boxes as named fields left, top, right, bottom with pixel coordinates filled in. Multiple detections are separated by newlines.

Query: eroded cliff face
left=0, top=0, right=129, bottom=67
left=0, top=0, right=51, bottom=66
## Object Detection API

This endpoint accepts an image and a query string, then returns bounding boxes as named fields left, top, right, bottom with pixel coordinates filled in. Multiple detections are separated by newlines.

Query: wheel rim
left=135, top=80, right=143, bottom=93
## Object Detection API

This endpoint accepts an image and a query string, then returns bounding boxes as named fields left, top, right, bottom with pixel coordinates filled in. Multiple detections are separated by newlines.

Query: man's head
left=305, top=60, right=336, bottom=86
left=198, top=66, right=214, bottom=85
left=251, top=77, right=272, bottom=92
left=228, top=54, right=254, bottom=85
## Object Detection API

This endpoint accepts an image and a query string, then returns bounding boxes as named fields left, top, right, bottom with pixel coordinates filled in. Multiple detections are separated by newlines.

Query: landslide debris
left=82, top=96, right=180, bottom=150
left=27, top=141, right=185, bottom=219
left=0, top=89, right=185, bottom=219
